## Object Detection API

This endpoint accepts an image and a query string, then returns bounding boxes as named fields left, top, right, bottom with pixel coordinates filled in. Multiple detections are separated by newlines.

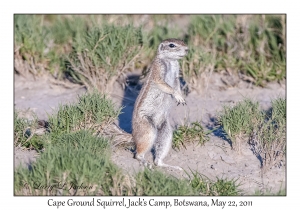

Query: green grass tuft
left=253, top=98, right=286, bottom=170
left=218, top=99, right=263, bottom=151
left=66, top=24, right=144, bottom=92
left=188, top=170, right=241, bottom=196
left=47, top=90, right=121, bottom=142
left=14, top=15, right=50, bottom=76
left=173, top=121, right=210, bottom=150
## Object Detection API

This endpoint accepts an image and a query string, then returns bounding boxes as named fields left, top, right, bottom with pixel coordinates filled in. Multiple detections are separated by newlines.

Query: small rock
left=211, top=165, right=215, bottom=170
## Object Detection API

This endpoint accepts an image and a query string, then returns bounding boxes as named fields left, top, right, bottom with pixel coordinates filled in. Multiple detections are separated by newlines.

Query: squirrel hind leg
left=154, top=121, right=183, bottom=171
left=133, top=119, right=156, bottom=169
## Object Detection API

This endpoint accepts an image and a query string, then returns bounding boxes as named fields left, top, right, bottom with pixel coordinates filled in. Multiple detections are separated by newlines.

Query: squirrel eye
left=169, top=44, right=175, bottom=48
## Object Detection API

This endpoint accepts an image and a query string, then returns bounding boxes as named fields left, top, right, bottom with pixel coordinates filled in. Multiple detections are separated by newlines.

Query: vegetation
left=134, top=169, right=195, bottom=196
left=218, top=99, right=263, bottom=152
left=14, top=94, right=285, bottom=196
left=14, top=14, right=286, bottom=92
left=14, top=111, right=44, bottom=150
left=134, top=168, right=240, bottom=196
left=14, top=91, right=120, bottom=151
left=14, top=91, right=241, bottom=196
left=14, top=15, right=69, bottom=78
left=14, top=131, right=130, bottom=195
left=184, top=15, right=286, bottom=88
left=16, top=151, right=240, bottom=196
left=218, top=98, right=286, bottom=171
left=67, top=25, right=144, bottom=92
left=252, top=98, right=286, bottom=171
left=188, top=170, right=241, bottom=196
left=172, top=121, right=210, bottom=150
left=47, top=90, right=121, bottom=142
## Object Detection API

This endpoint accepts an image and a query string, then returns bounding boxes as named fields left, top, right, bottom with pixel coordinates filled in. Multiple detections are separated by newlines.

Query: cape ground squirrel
left=132, top=38, right=188, bottom=170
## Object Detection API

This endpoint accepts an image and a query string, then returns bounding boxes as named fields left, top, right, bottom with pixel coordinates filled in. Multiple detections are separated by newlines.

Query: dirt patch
left=14, top=73, right=286, bottom=195
left=14, top=74, right=86, bottom=120
left=14, top=147, right=38, bottom=170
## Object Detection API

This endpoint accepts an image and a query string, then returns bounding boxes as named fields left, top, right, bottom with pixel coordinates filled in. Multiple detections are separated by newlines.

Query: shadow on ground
left=118, top=74, right=141, bottom=133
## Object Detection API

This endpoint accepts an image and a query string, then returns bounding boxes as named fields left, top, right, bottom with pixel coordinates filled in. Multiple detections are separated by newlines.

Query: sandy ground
left=14, top=73, right=286, bottom=195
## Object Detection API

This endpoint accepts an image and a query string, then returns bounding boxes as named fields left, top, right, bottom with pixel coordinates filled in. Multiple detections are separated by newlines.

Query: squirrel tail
left=103, top=122, right=133, bottom=147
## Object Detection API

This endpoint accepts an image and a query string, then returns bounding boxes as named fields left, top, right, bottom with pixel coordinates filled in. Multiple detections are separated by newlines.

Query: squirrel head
left=157, top=38, right=189, bottom=60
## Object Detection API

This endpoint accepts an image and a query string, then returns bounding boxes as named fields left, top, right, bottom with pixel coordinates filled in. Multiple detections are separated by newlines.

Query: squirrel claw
left=177, top=101, right=186, bottom=106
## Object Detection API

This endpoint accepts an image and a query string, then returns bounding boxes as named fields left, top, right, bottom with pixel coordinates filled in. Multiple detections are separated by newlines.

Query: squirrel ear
left=158, top=43, right=164, bottom=52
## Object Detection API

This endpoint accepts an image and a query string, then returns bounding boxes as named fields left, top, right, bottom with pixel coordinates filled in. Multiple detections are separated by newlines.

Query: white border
left=2, top=0, right=297, bottom=209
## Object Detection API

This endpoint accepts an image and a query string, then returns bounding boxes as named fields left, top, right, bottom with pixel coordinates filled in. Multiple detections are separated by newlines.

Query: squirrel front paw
left=173, top=91, right=186, bottom=106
